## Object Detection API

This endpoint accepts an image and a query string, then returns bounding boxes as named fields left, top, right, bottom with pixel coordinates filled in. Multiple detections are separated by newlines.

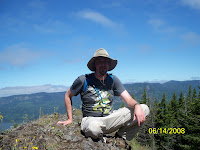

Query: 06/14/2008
left=148, top=128, right=185, bottom=134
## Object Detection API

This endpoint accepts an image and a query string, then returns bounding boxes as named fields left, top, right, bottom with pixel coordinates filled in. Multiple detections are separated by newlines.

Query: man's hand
left=133, top=104, right=146, bottom=126
left=57, top=89, right=73, bottom=126
left=120, top=90, right=147, bottom=126
left=57, top=119, right=72, bottom=126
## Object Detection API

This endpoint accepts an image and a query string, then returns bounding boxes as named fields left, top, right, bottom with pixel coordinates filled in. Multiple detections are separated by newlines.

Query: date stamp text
left=148, top=128, right=185, bottom=134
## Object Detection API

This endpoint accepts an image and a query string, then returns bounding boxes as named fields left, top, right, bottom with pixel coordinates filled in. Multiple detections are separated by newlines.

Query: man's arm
left=57, top=89, right=74, bottom=125
left=120, top=90, right=146, bottom=126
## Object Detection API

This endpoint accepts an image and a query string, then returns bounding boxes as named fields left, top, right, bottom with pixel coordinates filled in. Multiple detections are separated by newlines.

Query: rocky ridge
left=0, top=109, right=132, bottom=150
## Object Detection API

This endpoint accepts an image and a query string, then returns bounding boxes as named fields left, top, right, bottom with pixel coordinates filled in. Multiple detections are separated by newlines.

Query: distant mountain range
left=0, top=84, right=68, bottom=97
left=125, top=80, right=200, bottom=101
left=0, top=80, right=199, bottom=123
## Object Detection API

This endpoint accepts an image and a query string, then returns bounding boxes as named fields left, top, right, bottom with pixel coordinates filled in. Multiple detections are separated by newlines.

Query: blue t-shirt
left=70, top=73, right=125, bottom=117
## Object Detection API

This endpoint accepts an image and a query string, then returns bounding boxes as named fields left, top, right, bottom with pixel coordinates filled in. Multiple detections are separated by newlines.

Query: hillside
left=0, top=109, right=150, bottom=150
left=0, top=92, right=124, bottom=123
left=125, top=80, right=200, bottom=101
left=0, top=92, right=67, bottom=123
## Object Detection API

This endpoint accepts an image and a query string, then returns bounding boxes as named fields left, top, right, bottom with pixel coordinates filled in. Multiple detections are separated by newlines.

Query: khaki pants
left=81, top=104, right=150, bottom=140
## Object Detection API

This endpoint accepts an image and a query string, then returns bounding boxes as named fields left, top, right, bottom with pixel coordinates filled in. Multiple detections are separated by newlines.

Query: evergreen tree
left=169, top=92, right=178, bottom=120
left=178, top=91, right=184, bottom=108
left=150, top=98, right=159, bottom=150
left=120, top=102, right=125, bottom=108
left=198, top=86, right=200, bottom=100
left=188, top=95, right=200, bottom=149
left=187, top=85, right=192, bottom=102
left=167, top=92, right=180, bottom=149
left=176, top=91, right=185, bottom=149
left=154, top=92, right=169, bottom=149
left=135, top=89, right=152, bottom=147
left=153, top=97, right=158, bottom=109
left=132, top=93, right=136, bottom=99
left=192, top=88, right=197, bottom=100
left=147, top=97, right=150, bottom=107
left=177, top=86, right=200, bottom=149
left=152, top=85, right=200, bottom=149
left=139, top=88, right=147, bottom=104
left=160, top=92, right=168, bottom=123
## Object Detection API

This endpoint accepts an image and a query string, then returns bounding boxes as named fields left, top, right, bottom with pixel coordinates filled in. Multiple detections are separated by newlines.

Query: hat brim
left=87, top=56, right=117, bottom=71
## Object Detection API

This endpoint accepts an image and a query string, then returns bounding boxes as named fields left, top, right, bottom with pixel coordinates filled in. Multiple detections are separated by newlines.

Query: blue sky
left=0, top=0, right=200, bottom=89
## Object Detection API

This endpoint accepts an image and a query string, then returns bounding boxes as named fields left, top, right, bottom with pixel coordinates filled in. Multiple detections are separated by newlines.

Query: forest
left=135, top=85, right=200, bottom=150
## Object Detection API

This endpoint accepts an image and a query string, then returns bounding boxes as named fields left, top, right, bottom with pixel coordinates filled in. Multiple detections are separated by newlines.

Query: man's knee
left=140, top=104, right=150, bottom=117
left=83, top=120, right=104, bottom=139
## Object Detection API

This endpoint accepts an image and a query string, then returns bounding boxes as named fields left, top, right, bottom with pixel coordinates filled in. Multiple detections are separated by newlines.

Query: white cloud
left=0, top=84, right=68, bottom=97
left=33, top=20, right=74, bottom=34
left=181, top=0, right=200, bottom=10
left=101, top=2, right=122, bottom=8
left=28, top=0, right=46, bottom=9
left=64, top=58, right=84, bottom=64
left=0, top=44, right=44, bottom=67
left=181, top=32, right=200, bottom=45
left=191, top=77, right=200, bottom=80
left=148, top=18, right=176, bottom=34
left=138, top=45, right=152, bottom=55
left=77, top=10, right=117, bottom=28
left=148, top=19, right=164, bottom=28
left=150, top=80, right=168, bottom=84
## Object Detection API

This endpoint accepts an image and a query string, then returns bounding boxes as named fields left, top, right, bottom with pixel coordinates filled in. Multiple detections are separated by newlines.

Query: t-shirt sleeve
left=70, top=75, right=85, bottom=96
left=112, top=75, right=126, bottom=96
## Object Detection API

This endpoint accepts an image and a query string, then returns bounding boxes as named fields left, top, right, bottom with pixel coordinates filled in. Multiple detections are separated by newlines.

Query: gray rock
left=0, top=109, right=130, bottom=150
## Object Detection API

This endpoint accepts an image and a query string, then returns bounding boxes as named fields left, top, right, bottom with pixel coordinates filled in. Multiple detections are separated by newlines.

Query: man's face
left=94, top=57, right=110, bottom=76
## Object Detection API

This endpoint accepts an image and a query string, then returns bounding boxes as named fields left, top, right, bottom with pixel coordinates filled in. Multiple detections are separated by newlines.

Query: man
left=57, top=48, right=149, bottom=141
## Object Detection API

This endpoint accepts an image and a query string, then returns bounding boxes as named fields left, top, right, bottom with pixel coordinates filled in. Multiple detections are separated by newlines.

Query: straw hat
left=87, top=48, right=117, bottom=71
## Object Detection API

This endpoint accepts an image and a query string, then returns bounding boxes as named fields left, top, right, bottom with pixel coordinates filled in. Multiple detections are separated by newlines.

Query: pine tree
left=120, top=102, right=125, bottom=108
left=135, top=88, right=152, bottom=147
left=177, top=86, right=200, bottom=149
left=178, top=91, right=184, bottom=108
left=154, top=92, right=169, bottom=149
left=147, top=97, right=150, bottom=107
left=160, top=92, right=168, bottom=123
left=139, top=88, right=147, bottom=104
left=169, top=92, right=178, bottom=120
left=186, top=87, right=200, bottom=149
left=132, top=93, right=136, bottom=100
left=167, top=92, right=180, bottom=149
left=153, top=86, right=200, bottom=149
left=150, top=98, right=159, bottom=150
left=192, top=88, right=197, bottom=100
left=187, top=85, right=192, bottom=102
left=176, top=91, right=185, bottom=149
left=198, top=86, right=200, bottom=100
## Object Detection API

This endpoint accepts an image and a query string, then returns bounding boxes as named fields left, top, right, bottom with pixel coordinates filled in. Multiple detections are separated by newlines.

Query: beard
left=99, top=67, right=107, bottom=76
